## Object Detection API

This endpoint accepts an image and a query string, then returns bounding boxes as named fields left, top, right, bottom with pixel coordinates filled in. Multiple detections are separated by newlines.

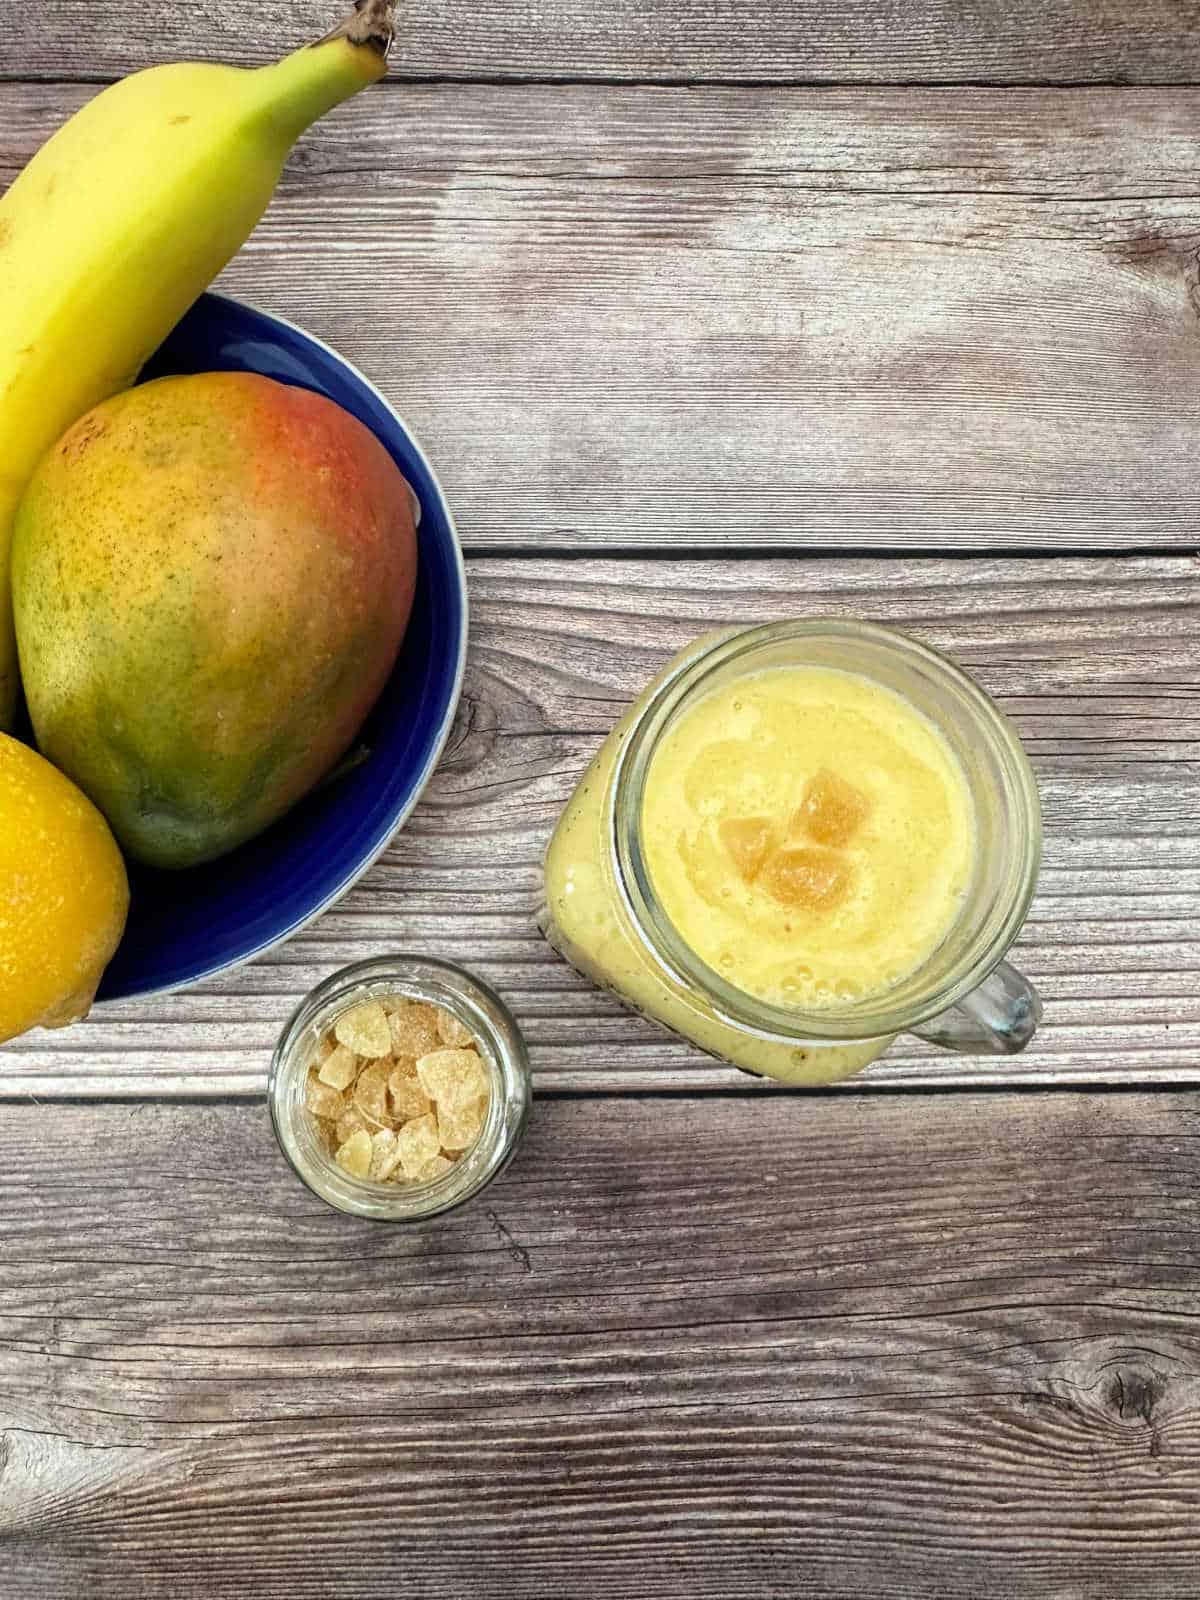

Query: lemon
left=0, top=733, right=129, bottom=1044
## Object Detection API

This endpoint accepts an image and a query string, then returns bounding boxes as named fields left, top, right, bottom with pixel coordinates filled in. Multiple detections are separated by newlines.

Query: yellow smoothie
left=542, top=697, right=886, bottom=1085
left=641, top=664, right=976, bottom=1011
left=547, top=636, right=943, bottom=1083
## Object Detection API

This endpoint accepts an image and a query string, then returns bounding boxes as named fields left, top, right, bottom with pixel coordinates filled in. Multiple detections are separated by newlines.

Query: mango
left=11, top=371, right=417, bottom=869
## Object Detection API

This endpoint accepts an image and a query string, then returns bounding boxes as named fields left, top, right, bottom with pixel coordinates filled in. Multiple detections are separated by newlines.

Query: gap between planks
left=12, top=73, right=1200, bottom=91
left=464, top=543, right=1200, bottom=561
left=8, top=1078, right=1199, bottom=1108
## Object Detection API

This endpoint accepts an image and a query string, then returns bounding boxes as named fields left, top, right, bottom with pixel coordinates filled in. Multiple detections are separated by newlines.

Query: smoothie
left=541, top=690, right=889, bottom=1084
left=640, top=664, right=975, bottom=1011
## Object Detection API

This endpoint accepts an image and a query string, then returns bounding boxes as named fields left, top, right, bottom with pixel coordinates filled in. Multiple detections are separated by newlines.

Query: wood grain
left=5, top=83, right=1200, bottom=551
left=6, top=0, right=1200, bottom=85
left=2, top=1092, right=1199, bottom=1596
left=5, top=2, right=1198, bottom=1587
left=3, top=555, right=1195, bottom=1098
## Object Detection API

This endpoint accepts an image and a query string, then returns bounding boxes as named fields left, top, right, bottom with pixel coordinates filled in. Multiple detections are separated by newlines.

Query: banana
left=0, top=0, right=397, bottom=730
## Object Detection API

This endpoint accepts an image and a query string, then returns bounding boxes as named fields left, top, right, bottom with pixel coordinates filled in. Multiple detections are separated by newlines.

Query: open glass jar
left=270, top=955, right=531, bottom=1220
left=539, top=620, right=1042, bottom=1085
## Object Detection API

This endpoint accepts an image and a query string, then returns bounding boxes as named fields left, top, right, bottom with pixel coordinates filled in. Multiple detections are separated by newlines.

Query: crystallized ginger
left=305, top=994, right=490, bottom=1185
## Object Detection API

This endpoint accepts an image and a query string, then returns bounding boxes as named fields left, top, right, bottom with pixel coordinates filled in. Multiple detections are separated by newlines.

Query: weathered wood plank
left=2, top=555, right=1196, bottom=1097
left=6, top=0, right=1200, bottom=85
left=2, top=1093, right=1199, bottom=1596
left=5, top=84, right=1200, bottom=551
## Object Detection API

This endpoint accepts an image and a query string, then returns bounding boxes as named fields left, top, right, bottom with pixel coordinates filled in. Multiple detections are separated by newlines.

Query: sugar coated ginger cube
left=334, top=1000, right=391, bottom=1058
left=762, top=846, right=852, bottom=914
left=335, top=1107, right=370, bottom=1145
left=435, top=1006, right=475, bottom=1048
left=437, top=1096, right=485, bottom=1152
left=794, top=769, right=870, bottom=849
left=388, top=1068, right=433, bottom=1124
left=718, top=815, right=775, bottom=883
left=317, top=1044, right=358, bottom=1091
left=369, top=1128, right=404, bottom=1181
left=396, top=1113, right=441, bottom=1179
left=353, top=1062, right=396, bottom=1129
left=335, top=1128, right=373, bottom=1179
left=305, top=1072, right=345, bottom=1121
left=414, top=1153, right=453, bottom=1183
left=386, top=999, right=441, bottom=1059
left=416, top=1048, right=489, bottom=1111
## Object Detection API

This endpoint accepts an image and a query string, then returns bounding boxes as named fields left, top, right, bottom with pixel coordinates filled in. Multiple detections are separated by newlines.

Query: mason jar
left=539, top=620, right=1043, bottom=1085
left=270, top=954, right=531, bottom=1219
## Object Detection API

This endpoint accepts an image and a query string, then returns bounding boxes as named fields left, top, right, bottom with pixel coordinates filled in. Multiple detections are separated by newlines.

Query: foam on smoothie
left=640, top=664, right=976, bottom=1010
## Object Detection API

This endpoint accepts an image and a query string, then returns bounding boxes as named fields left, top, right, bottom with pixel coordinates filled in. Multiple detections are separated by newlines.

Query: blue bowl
left=95, top=292, right=467, bottom=1001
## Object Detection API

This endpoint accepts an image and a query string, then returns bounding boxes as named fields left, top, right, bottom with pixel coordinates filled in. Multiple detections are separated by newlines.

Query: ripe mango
left=12, top=372, right=417, bottom=869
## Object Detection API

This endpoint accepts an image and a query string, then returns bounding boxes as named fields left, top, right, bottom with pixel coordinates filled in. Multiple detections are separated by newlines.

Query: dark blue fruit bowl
left=95, top=292, right=467, bottom=1001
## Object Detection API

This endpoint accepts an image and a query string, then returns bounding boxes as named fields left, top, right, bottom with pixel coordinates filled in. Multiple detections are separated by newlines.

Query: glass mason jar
left=539, top=620, right=1043, bottom=1085
left=270, top=955, right=531, bottom=1219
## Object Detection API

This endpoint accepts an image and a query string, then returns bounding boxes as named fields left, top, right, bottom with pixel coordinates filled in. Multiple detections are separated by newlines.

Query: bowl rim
left=97, top=292, right=468, bottom=1004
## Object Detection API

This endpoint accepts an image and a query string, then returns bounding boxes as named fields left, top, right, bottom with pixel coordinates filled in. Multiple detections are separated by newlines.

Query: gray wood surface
left=5, top=83, right=1200, bottom=550
left=4, top=556, right=1196, bottom=1098
left=6, top=0, right=1200, bottom=84
left=4, top=2, right=1199, bottom=1590
left=2, top=1093, right=1199, bottom=1598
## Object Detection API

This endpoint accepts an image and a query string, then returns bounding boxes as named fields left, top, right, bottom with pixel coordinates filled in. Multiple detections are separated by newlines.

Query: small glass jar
left=270, top=955, right=531, bottom=1220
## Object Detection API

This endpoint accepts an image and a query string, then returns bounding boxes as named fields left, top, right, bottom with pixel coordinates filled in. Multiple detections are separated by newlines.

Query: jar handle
left=911, top=960, right=1042, bottom=1056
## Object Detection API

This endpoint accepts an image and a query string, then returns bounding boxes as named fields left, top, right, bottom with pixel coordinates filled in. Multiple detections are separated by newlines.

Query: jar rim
left=610, top=619, right=1042, bottom=1043
left=269, top=955, right=531, bottom=1220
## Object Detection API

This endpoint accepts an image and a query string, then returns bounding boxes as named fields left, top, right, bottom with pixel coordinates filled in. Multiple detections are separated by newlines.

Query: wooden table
left=3, top=2, right=1199, bottom=1593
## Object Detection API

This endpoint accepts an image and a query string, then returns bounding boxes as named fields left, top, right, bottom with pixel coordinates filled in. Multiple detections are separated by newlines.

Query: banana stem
left=317, top=0, right=397, bottom=56
left=254, top=0, right=397, bottom=140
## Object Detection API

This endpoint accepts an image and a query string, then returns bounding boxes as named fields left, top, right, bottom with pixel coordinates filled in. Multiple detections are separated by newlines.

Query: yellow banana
left=0, top=0, right=396, bottom=730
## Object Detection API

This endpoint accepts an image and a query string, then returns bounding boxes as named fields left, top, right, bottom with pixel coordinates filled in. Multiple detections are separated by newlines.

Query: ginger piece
left=437, top=1096, right=486, bottom=1153
left=794, top=769, right=869, bottom=849
left=435, top=1006, right=474, bottom=1048
left=762, top=847, right=853, bottom=914
left=718, top=815, right=775, bottom=883
left=305, top=1071, right=345, bottom=1121
left=369, top=1128, right=404, bottom=1181
left=353, top=1061, right=396, bottom=1129
left=396, top=1113, right=441, bottom=1179
left=317, top=1044, right=358, bottom=1091
left=416, top=1048, right=488, bottom=1111
left=415, top=1153, right=454, bottom=1182
left=335, top=1128, right=372, bottom=1179
left=386, top=999, right=441, bottom=1059
left=334, top=1000, right=391, bottom=1058
left=335, top=1106, right=371, bottom=1145
left=388, top=1069, right=433, bottom=1125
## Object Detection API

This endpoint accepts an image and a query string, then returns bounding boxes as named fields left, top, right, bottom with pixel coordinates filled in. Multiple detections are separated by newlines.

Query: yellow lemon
left=0, top=732, right=129, bottom=1044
